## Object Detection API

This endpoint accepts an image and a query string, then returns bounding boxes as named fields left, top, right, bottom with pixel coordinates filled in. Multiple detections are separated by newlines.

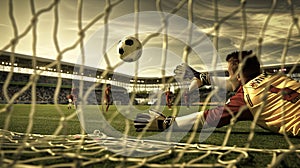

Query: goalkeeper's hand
left=173, top=63, right=195, bottom=80
left=134, top=109, right=175, bottom=132
left=174, top=63, right=210, bottom=86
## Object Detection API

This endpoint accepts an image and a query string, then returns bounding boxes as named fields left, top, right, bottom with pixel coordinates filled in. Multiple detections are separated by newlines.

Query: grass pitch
left=0, top=104, right=299, bottom=167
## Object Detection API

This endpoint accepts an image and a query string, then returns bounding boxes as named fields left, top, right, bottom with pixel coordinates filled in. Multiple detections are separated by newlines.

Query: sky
left=1, top=0, right=300, bottom=77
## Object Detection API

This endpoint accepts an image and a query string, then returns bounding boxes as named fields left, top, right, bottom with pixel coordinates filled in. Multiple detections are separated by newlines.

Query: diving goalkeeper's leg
left=173, top=111, right=206, bottom=131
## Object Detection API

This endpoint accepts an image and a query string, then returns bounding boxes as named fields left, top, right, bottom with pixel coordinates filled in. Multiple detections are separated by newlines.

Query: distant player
left=183, top=90, right=190, bottom=109
left=67, top=94, right=74, bottom=109
left=134, top=50, right=300, bottom=136
left=165, top=88, right=173, bottom=110
left=103, top=84, right=112, bottom=112
left=71, top=87, right=78, bottom=109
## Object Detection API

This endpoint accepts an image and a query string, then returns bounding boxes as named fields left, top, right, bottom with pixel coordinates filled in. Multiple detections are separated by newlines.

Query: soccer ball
left=117, top=36, right=142, bottom=62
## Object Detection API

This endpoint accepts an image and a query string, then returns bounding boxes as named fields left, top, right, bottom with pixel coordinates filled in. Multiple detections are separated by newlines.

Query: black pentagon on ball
left=119, top=48, right=124, bottom=55
left=125, top=39, right=134, bottom=46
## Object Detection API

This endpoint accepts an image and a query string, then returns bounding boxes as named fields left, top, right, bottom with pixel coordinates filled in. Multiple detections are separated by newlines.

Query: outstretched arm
left=134, top=109, right=206, bottom=132
left=174, top=63, right=239, bottom=92
left=211, top=76, right=240, bottom=92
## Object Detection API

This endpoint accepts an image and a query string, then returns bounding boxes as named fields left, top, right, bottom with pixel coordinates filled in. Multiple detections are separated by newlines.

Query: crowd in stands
left=0, top=72, right=72, bottom=104
left=0, top=85, right=70, bottom=104
left=0, top=72, right=129, bottom=105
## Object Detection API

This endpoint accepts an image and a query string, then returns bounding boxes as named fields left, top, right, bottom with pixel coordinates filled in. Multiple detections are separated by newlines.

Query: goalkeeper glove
left=174, top=63, right=196, bottom=80
left=134, top=109, right=175, bottom=132
left=174, top=63, right=210, bottom=86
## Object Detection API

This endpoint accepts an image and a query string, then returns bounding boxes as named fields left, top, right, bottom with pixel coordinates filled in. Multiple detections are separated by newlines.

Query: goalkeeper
left=134, top=50, right=300, bottom=136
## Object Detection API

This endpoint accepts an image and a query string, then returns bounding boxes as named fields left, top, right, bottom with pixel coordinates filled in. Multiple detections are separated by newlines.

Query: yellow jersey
left=243, top=73, right=300, bottom=136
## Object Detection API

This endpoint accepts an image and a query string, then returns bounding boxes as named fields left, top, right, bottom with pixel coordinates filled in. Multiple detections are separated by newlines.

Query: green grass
left=0, top=104, right=81, bottom=135
left=0, top=104, right=300, bottom=167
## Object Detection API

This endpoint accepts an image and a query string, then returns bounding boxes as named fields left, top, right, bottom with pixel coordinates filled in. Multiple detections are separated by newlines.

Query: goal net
left=1, top=0, right=300, bottom=167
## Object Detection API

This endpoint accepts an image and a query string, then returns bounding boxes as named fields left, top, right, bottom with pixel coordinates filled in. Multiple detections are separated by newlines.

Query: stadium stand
left=1, top=51, right=299, bottom=105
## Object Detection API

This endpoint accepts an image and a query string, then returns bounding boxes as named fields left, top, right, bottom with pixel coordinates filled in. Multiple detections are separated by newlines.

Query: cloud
left=1, top=0, right=299, bottom=77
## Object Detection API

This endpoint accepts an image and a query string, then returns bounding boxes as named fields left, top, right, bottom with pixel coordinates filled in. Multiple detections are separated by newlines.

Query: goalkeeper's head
left=226, top=50, right=261, bottom=84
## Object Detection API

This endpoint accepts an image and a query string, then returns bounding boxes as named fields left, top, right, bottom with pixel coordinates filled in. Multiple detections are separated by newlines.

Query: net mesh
left=1, top=0, right=300, bottom=167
